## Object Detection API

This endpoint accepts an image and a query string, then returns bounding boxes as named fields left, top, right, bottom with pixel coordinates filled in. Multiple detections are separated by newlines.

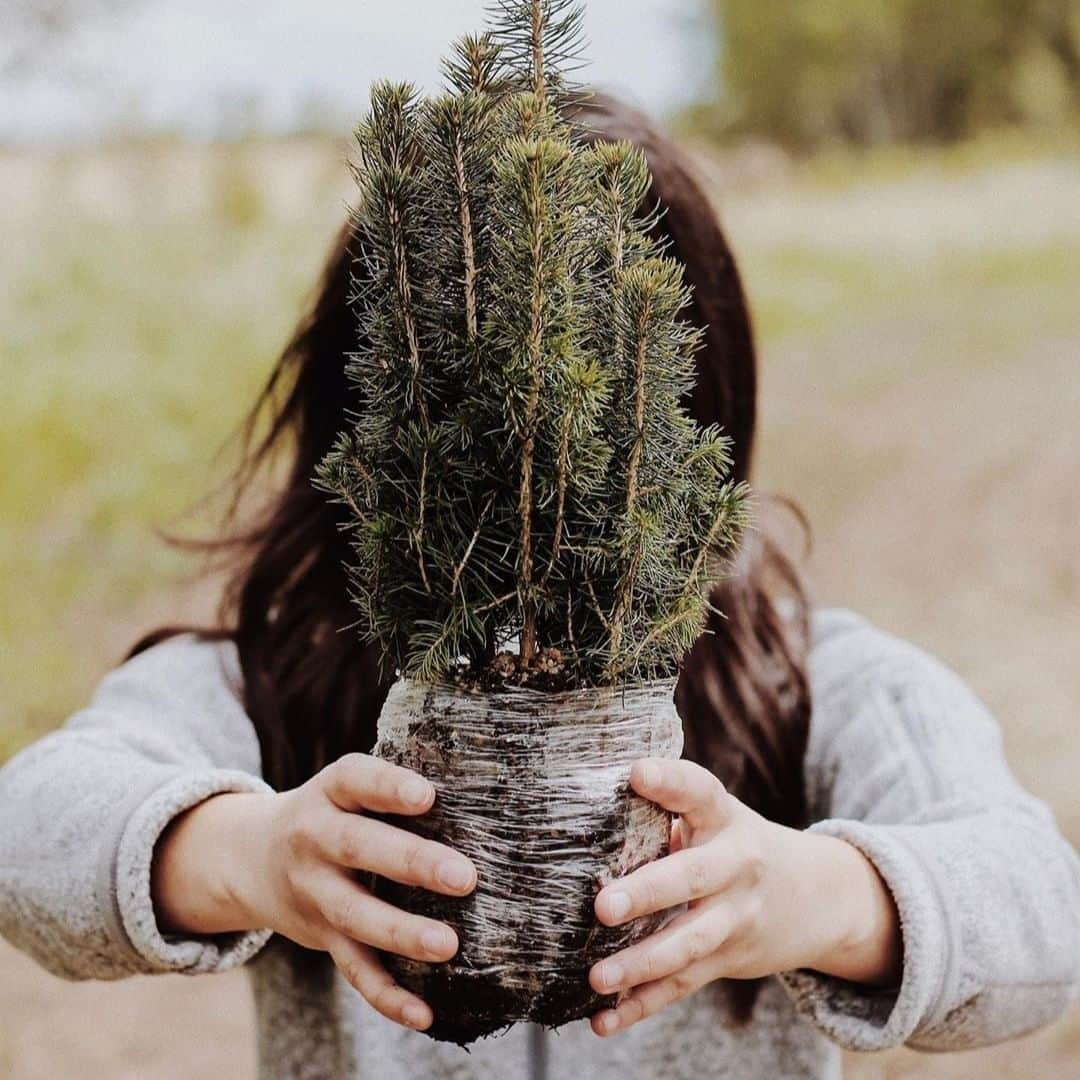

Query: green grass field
left=1, top=162, right=339, bottom=754
left=1, top=134, right=1078, bottom=1077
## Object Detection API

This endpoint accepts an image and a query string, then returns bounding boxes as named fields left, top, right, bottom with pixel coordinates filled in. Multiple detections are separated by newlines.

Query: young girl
left=1, top=97, right=1077, bottom=1080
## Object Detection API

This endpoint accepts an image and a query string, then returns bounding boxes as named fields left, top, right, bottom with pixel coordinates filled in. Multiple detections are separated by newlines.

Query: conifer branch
left=321, top=0, right=749, bottom=686
left=583, top=573, right=612, bottom=632
left=414, top=444, right=432, bottom=593
left=625, top=293, right=651, bottom=516
left=516, top=150, right=545, bottom=664
left=624, top=482, right=750, bottom=672
left=454, top=129, right=480, bottom=341
left=488, top=0, right=587, bottom=102
left=388, top=199, right=425, bottom=424
left=452, top=495, right=495, bottom=596
left=607, top=268, right=655, bottom=661
left=444, top=33, right=502, bottom=95
left=540, top=405, right=572, bottom=589
left=530, top=0, right=546, bottom=99
left=476, top=591, right=517, bottom=615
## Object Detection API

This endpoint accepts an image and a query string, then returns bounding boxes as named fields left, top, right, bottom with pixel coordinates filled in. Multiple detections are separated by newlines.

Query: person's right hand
left=151, top=753, right=477, bottom=1032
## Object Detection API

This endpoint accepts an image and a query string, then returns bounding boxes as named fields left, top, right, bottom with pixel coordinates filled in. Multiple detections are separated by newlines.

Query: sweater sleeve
left=778, top=611, right=1080, bottom=1052
left=0, top=635, right=275, bottom=981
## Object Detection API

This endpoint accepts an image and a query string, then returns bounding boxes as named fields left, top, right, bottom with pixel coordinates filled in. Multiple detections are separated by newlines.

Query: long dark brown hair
left=140, top=95, right=811, bottom=1020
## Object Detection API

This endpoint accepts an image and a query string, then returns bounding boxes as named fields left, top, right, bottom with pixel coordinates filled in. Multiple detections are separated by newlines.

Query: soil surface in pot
left=372, top=677, right=683, bottom=1045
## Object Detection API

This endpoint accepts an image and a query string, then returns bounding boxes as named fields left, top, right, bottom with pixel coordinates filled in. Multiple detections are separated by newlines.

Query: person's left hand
left=588, top=759, right=902, bottom=1037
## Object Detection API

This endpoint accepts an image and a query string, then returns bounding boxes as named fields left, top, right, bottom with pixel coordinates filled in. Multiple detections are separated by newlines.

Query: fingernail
left=640, top=762, right=661, bottom=791
left=604, top=890, right=632, bottom=923
left=438, top=859, right=473, bottom=891
left=598, top=1011, right=619, bottom=1035
left=400, top=777, right=431, bottom=807
left=422, top=927, right=453, bottom=956
left=600, top=960, right=624, bottom=990
left=403, top=1003, right=429, bottom=1029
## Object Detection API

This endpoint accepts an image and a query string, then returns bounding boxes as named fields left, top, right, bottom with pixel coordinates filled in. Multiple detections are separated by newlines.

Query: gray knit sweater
left=1, top=609, right=1078, bottom=1079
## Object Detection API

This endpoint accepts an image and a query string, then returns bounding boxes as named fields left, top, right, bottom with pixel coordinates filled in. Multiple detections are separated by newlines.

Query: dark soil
left=448, top=648, right=581, bottom=693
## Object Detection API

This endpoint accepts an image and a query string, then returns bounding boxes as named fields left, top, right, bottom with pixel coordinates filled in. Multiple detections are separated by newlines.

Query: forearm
left=151, top=791, right=275, bottom=936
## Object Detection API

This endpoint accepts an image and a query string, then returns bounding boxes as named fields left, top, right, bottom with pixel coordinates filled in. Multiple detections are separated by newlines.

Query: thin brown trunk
left=531, top=0, right=546, bottom=100
left=454, top=131, right=479, bottom=341
left=540, top=408, right=571, bottom=591
left=611, top=183, right=626, bottom=361
left=611, top=173, right=625, bottom=274
left=387, top=191, right=429, bottom=589
left=415, top=446, right=431, bottom=594
left=608, top=296, right=651, bottom=659
left=518, top=437, right=538, bottom=665
left=625, top=301, right=649, bottom=515
left=388, top=202, right=425, bottom=422
left=517, top=155, right=545, bottom=666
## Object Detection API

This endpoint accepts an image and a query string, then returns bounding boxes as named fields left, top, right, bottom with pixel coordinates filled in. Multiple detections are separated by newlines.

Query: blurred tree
left=699, top=0, right=1080, bottom=146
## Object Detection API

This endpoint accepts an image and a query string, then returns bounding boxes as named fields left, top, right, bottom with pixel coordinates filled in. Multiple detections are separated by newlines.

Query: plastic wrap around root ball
left=371, top=678, right=684, bottom=1045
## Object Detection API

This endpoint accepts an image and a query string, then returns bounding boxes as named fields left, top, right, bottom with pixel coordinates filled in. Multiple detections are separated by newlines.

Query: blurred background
left=1, top=1, right=1078, bottom=1076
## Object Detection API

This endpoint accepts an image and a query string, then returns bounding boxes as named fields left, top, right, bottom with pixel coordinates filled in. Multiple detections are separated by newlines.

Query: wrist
left=152, top=791, right=277, bottom=936
left=795, top=831, right=902, bottom=988
left=211, top=791, right=279, bottom=931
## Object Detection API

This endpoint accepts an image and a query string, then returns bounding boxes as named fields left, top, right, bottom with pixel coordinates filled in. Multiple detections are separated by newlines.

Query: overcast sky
left=1, top=0, right=715, bottom=144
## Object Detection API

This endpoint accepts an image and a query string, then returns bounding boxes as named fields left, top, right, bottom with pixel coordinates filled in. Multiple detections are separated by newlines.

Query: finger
left=314, top=875, right=458, bottom=963
left=630, top=759, right=732, bottom=832
left=328, top=934, right=433, bottom=1031
left=320, top=813, right=476, bottom=896
left=591, top=956, right=716, bottom=1037
left=322, top=753, right=435, bottom=816
left=590, top=907, right=728, bottom=994
left=596, top=843, right=732, bottom=926
left=669, top=817, right=686, bottom=854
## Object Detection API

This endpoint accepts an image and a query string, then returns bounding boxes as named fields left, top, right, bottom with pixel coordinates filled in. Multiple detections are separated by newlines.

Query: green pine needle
left=318, top=0, right=750, bottom=686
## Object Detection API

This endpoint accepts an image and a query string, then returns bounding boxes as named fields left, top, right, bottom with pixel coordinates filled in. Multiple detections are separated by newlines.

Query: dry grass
left=1, top=133, right=1078, bottom=1077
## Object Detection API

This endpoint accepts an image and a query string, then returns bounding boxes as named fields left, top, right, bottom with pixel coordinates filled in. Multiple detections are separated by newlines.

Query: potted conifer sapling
left=317, top=0, right=749, bottom=1045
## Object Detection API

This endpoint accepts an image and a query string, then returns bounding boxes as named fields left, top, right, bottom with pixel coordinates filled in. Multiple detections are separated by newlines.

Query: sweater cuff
left=777, top=819, right=950, bottom=1051
left=114, top=769, right=275, bottom=973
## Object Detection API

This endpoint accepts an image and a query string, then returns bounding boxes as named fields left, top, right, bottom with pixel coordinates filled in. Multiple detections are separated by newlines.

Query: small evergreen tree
left=318, top=0, right=749, bottom=687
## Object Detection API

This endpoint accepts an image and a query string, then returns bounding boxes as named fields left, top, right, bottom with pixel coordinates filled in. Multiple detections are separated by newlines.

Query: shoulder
left=808, top=608, right=978, bottom=714
left=72, top=632, right=259, bottom=772
left=803, top=609, right=1016, bottom=816
left=93, top=632, right=244, bottom=713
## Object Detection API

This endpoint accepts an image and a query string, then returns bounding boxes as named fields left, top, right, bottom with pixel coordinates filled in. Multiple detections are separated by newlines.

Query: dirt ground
left=1, top=938, right=1077, bottom=1079
left=1, top=137, right=1078, bottom=1077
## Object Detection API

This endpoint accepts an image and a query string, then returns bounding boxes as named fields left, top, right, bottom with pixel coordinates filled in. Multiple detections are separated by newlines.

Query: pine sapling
left=316, top=2, right=751, bottom=1042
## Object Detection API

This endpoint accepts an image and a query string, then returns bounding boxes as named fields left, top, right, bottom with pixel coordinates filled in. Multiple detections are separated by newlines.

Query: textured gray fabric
left=1, top=609, right=1077, bottom=1079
